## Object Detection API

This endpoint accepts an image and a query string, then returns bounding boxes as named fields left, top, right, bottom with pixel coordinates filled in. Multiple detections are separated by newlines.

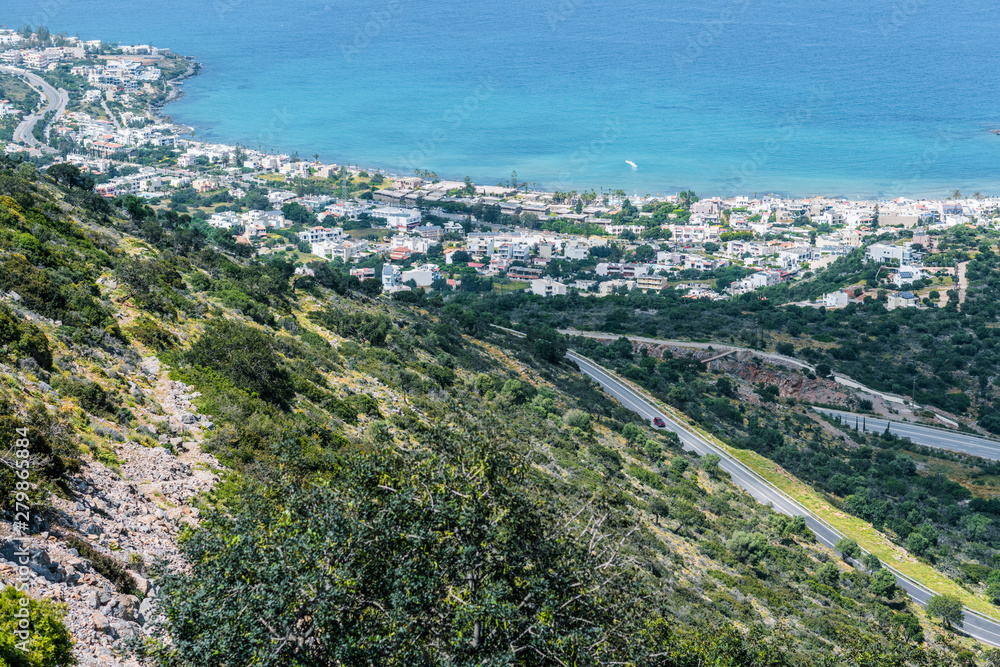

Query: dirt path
left=957, top=260, right=969, bottom=311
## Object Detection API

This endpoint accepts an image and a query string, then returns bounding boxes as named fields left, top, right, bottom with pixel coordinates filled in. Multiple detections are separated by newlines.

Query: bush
left=867, top=568, right=896, bottom=599
left=66, top=536, right=138, bottom=596
left=127, top=316, right=178, bottom=351
left=563, top=409, right=591, bottom=430
left=728, top=531, right=768, bottom=564
left=51, top=376, right=115, bottom=418
left=815, top=562, right=840, bottom=587
left=925, top=594, right=963, bottom=628
left=184, top=320, right=295, bottom=408
left=0, top=304, right=52, bottom=370
left=0, top=586, right=74, bottom=666
left=834, top=536, right=861, bottom=560
left=311, top=308, right=392, bottom=346
left=775, top=342, right=795, bottom=356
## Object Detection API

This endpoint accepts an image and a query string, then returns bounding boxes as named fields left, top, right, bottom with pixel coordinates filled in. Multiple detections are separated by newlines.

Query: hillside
left=0, top=157, right=990, bottom=665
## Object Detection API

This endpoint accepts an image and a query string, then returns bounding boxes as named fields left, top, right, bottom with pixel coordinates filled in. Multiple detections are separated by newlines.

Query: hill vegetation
left=0, top=156, right=993, bottom=664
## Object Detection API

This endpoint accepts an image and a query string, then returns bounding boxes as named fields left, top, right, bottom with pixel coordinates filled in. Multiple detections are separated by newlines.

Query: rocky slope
left=1, top=358, right=219, bottom=666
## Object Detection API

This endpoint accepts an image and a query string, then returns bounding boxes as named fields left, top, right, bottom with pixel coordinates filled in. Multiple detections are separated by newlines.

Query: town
left=0, top=26, right=991, bottom=311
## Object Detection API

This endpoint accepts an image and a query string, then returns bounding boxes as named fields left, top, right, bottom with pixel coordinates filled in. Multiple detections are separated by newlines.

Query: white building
left=209, top=212, right=241, bottom=230
left=401, top=263, right=442, bottom=288
left=866, top=243, right=912, bottom=265
left=299, top=226, right=345, bottom=244
left=496, top=242, right=531, bottom=261
left=598, top=279, right=636, bottom=296
left=372, top=207, right=422, bottom=231
left=887, top=291, right=919, bottom=310
left=390, top=235, right=433, bottom=255
left=894, top=266, right=924, bottom=287
left=467, top=235, right=496, bottom=257
left=530, top=277, right=569, bottom=297
left=382, top=264, right=402, bottom=290
left=667, top=223, right=721, bottom=244
left=563, top=241, right=590, bottom=260
left=822, top=290, right=850, bottom=308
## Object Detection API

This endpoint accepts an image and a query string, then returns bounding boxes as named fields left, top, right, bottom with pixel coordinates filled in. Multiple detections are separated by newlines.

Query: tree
left=815, top=562, right=840, bottom=587
left=183, top=320, right=295, bottom=408
left=282, top=202, right=317, bottom=227
left=925, top=594, right=963, bottom=628
left=149, top=416, right=649, bottom=666
left=906, top=531, right=930, bottom=556
left=869, top=568, right=897, bottom=598
left=46, top=162, right=95, bottom=190
left=834, top=536, right=861, bottom=560
left=728, top=530, right=768, bottom=564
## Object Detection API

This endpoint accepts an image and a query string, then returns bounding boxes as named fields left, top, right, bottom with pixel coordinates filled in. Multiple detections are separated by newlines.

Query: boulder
left=92, top=612, right=111, bottom=635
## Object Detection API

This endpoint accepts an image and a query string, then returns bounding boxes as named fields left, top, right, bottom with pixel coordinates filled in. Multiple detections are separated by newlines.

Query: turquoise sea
left=3, top=0, right=999, bottom=198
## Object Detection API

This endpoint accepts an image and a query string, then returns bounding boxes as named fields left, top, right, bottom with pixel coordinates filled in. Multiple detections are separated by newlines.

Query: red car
left=652, top=417, right=666, bottom=428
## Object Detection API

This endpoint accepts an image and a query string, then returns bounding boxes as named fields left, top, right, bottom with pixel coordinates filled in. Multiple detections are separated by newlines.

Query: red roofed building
left=389, top=247, right=412, bottom=261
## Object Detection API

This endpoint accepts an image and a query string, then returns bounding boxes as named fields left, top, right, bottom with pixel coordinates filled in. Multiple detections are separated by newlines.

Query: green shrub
left=834, top=536, right=861, bottom=560
left=51, top=376, right=114, bottom=418
left=66, top=536, right=138, bottom=596
left=589, top=443, right=622, bottom=471
left=127, top=316, right=178, bottom=351
left=0, top=586, right=75, bottom=667
left=184, top=320, right=294, bottom=408
left=311, top=308, right=392, bottom=346
left=728, top=530, right=768, bottom=564
left=0, top=304, right=52, bottom=370
left=627, top=465, right=664, bottom=491
left=563, top=409, right=591, bottom=430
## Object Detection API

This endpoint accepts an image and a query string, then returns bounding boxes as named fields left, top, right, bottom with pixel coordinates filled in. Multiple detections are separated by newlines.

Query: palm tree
left=313, top=153, right=319, bottom=164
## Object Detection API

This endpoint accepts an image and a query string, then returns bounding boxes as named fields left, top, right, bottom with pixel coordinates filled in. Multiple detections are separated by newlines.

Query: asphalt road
left=2, top=66, right=67, bottom=150
left=816, top=408, right=1000, bottom=461
left=560, top=329, right=910, bottom=405
left=564, top=349, right=1000, bottom=646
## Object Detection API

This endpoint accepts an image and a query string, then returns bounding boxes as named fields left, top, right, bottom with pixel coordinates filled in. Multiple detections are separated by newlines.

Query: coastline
left=147, top=55, right=200, bottom=133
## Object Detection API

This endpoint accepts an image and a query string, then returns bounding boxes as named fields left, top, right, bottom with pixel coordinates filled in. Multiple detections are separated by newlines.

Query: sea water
left=3, top=0, right=999, bottom=198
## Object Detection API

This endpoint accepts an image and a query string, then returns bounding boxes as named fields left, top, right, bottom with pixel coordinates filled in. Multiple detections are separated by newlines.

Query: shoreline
left=147, top=55, right=200, bottom=132
left=57, top=41, right=999, bottom=204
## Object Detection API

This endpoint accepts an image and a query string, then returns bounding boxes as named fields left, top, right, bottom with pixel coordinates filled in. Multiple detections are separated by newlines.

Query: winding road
left=491, top=328, right=1000, bottom=644
left=816, top=408, right=1000, bottom=460
left=560, top=329, right=916, bottom=406
left=567, top=350, right=1000, bottom=645
left=1, top=66, right=68, bottom=151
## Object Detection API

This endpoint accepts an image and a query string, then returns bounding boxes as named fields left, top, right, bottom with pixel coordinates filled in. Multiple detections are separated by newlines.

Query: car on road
left=652, top=417, right=665, bottom=428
